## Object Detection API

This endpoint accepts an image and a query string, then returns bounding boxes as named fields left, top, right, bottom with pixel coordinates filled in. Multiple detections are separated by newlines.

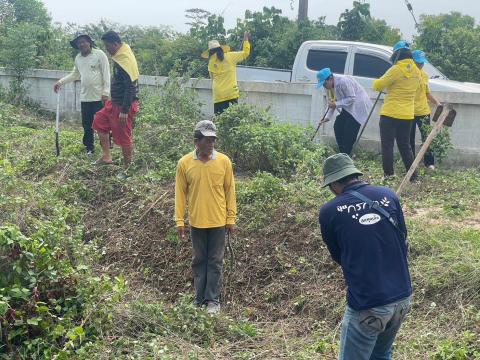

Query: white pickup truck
left=237, top=40, right=480, bottom=93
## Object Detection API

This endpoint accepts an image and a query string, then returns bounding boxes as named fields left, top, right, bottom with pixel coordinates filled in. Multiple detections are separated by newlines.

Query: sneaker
left=86, top=150, right=94, bottom=156
left=206, top=301, right=220, bottom=315
left=427, top=165, right=435, bottom=171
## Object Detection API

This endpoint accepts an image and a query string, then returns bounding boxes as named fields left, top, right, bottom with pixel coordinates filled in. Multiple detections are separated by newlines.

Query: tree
left=337, top=1, right=401, bottom=45
left=185, top=8, right=211, bottom=28
left=188, top=13, right=226, bottom=44
left=362, top=18, right=401, bottom=45
left=229, top=7, right=336, bottom=69
left=415, top=11, right=475, bottom=53
left=8, top=0, right=50, bottom=27
left=337, top=1, right=371, bottom=41
left=415, top=12, right=480, bottom=81
left=0, top=0, right=15, bottom=26
left=0, top=22, right=38, bottom=103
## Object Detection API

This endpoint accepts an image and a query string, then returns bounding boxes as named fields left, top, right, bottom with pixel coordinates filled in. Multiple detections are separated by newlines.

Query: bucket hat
left=70, top=31, right=96, bottom=49
left=322, top=153, right=363, bottom=187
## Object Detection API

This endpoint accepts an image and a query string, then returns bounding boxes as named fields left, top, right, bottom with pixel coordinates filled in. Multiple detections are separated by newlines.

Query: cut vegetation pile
left=0, top=80, right=479, bottom=359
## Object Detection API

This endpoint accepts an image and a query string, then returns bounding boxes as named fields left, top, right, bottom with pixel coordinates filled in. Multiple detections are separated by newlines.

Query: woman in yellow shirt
left=410, top=50, right=441, bottom=170
left=202, top=32, right=251, bottom=114
left=373, top=40, right=421, bottom=181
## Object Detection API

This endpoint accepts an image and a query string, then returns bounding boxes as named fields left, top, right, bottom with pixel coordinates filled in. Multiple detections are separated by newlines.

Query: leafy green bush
left=420, top=123, right=453, bottom=163
left=293, top=147, right=332, bottom=182
left=0, top=223, right=124, bottom=359
left=237, top=172, right=287, bottom=230
left=134, top=78, right=203, bottom=179
left=430, top=331, right=480, bottom=359
left=215, top=104, right=316, bottom=177
left=0, top=22, right=39, bottom=104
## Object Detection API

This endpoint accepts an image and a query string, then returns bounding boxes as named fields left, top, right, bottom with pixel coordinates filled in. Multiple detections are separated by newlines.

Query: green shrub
left=294, top=146, right=332, bottom=182
left=430, top=331, right=480, bottom=359
left=237, top=172, right=287, bottom=229
left=134, top=78, right=203, bottom=179
left=0, top=222, right=124, bottom=358
left=215, top=104, right=316, bottom=177
left=419, top=123, right=453, bottom=163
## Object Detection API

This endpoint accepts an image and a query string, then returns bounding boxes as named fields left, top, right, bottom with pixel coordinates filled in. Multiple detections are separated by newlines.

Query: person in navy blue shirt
left=318, top=153, right=412, bottom=360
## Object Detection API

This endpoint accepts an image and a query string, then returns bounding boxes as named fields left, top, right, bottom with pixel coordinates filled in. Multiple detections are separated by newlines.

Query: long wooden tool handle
left=396, top=106, right=450, bottom=195
left=55, top=92, right=61, bottom=156
left=352, top=91, right=382, bottom=153
left=311, top=107, right=330, bottom=141
left=55, top=91, right=60, bottom=133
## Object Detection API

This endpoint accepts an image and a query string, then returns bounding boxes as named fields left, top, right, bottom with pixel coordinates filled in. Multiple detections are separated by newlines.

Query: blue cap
left=412, top=50, right=428, bottom=64
left=316, top=67, right=333, bottom=89
left=392, top=40, right=410, bottom=52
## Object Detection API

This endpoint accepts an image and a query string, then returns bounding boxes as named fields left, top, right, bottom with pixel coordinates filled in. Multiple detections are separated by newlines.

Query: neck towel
left=112, top=43, right=139, bottom=81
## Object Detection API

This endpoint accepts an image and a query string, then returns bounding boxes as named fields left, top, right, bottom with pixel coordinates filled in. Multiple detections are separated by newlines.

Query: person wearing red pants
left=93, top=30, right=139, bottom=180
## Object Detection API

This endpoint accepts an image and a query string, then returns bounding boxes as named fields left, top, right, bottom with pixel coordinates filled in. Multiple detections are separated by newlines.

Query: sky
left=42, top=0, right=480, bottom=40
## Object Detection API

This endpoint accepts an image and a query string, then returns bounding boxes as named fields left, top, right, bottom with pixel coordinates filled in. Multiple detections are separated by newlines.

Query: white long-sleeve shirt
left=325, top=74, right=372, bottom=125
left=59, top=48, right=110, bottom=102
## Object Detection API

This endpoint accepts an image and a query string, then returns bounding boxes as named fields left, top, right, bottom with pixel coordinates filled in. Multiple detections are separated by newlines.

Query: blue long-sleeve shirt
left=319, top=182, right=412, bottom=310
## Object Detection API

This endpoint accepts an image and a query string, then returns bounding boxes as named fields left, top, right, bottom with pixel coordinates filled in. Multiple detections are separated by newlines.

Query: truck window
left=306, top=50, right=347, bottom=73
left=353, top=53, right=391, bottom=78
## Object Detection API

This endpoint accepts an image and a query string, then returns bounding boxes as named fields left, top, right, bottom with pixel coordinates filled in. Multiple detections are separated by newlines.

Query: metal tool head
left=432, top=104, right=456, bottom=127
left=431, top=104, right=444, bottom=123
left=444, top=108, right=456, bottom=127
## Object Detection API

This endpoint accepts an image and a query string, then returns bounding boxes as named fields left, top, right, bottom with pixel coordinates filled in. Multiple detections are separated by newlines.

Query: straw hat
left=201, top=40, right=231, bottom=59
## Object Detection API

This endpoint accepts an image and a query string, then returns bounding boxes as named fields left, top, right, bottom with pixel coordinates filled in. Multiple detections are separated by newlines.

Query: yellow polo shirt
left=175, top=150, right=237, bottom=228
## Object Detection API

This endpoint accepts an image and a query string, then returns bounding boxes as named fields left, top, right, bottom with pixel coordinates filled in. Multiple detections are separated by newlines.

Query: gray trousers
left=190, top=226, right=225, bottom=305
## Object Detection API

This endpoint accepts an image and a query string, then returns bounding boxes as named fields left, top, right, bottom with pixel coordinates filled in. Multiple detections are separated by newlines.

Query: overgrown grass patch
left=1, top=80, right=479, bottom=359
left=408, top=221, right=480, bottom=302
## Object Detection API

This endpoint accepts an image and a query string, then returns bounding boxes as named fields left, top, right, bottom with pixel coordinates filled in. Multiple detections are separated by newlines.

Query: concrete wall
left=1, top=68, right=479, bottom=166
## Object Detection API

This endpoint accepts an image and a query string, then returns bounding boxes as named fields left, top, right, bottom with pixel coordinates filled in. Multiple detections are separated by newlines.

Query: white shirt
left=325, top=74, right=372, bottom=125
left=59, top=48, right=110, bottom=102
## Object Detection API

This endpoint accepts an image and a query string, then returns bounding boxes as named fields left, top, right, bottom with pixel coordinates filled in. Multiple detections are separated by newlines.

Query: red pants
left=92, top=100, right=139, bottom=146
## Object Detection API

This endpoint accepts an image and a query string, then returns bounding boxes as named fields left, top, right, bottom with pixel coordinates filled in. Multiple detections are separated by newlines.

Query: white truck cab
left=291, top=40, right=480, bottom=92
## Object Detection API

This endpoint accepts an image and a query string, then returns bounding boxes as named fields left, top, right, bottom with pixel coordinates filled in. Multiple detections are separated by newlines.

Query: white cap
left=194, top=120, right=217, bottom=138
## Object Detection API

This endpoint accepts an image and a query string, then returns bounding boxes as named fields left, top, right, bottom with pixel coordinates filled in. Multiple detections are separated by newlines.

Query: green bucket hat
left=322, top=153, right=363, bottom=187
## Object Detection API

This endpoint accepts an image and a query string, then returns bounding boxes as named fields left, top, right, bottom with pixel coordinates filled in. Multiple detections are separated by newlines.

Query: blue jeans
left=339, top=296, right=411, bottom=360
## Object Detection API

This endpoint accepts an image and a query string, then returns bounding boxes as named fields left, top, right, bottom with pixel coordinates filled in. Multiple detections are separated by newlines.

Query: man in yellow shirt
left=410, top=50, right=441, bottom=170
left=202, top=32, right=250, bottom=114
left=175, top=120, right=237, bottom=314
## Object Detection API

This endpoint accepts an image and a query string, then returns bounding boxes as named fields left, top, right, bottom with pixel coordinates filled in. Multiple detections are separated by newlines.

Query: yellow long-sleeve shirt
left=414, top=68, right=431, bottom=116
left=175, top=150, right=237, bottom=228
left=209, top=41, right=251, bottom=103
left=372, top=59, right=421, bottom=120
